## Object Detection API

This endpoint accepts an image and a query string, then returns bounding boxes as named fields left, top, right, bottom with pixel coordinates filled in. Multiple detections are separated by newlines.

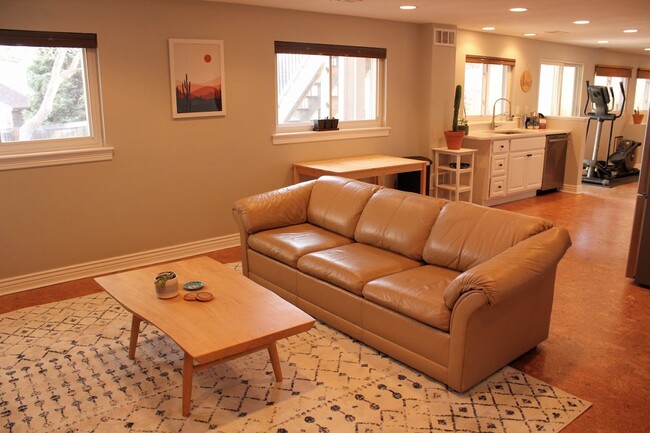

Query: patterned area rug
left=1, top=267, right=590, bottom=433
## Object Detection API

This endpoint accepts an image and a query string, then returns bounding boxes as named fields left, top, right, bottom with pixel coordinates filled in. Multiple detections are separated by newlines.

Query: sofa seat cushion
left=363, top=265, right=459, bottom=332
left=297, top=243, right=421, bottom=296
left=248, top=223, right=353, bottom=267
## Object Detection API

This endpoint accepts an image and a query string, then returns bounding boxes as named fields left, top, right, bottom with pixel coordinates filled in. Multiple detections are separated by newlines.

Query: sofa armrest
left=232, top=180, right=315, bottom=235
left=444, top=226, right=571, bottom=308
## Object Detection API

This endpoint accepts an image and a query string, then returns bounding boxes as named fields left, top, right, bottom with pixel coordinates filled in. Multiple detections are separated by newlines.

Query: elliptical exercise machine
left=582, top=81, right=641, bottom=186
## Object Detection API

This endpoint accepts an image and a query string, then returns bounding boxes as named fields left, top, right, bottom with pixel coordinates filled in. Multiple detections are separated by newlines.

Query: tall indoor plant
left=444, top=84, right=465, bottom=149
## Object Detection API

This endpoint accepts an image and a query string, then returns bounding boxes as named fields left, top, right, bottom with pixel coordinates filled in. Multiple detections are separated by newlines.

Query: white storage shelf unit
left=432, top=148, right=477, bottom=202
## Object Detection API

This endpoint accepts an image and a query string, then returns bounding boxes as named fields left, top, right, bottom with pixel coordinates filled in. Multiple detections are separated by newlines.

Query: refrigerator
left=626, top=119, right=650, bottom=287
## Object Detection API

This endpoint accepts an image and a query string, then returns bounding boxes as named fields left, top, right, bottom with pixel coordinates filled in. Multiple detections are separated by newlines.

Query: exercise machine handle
left=583, top=80, right=590, bottom=116
left=615, top=81, right=626, bottom=119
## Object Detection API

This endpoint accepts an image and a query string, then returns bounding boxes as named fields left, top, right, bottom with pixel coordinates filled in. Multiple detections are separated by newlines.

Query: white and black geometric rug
left=0, top=278, right=591, bottom=432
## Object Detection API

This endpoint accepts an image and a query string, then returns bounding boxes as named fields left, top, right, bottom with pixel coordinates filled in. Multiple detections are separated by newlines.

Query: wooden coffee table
left=95, top=257, right=315, bottom=416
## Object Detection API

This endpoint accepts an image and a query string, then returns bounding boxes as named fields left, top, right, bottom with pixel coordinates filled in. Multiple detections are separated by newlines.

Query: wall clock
left=520, top=69, right=533, bottom=93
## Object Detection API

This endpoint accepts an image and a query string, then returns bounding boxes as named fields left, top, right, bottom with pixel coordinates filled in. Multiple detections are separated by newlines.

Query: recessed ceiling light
left=573, top=20, right=590, bottom=25
left=399, top=5, right=416, bottom=10
left=524, top=33, right=537, bottom=37
left=510, top=7, right=528, bottom=12
left=598, top=40, right=609, bottom=44
left=623, top=29, right=638, bottom=33
left=482, top=27, right=496, bottom=31
left=645, top=48, right=650, bottom=51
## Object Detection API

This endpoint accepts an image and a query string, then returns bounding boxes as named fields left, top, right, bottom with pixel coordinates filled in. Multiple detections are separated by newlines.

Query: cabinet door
left=507, top=152, right=527, bottom=194
left=525, top=150, right=545, bottom=190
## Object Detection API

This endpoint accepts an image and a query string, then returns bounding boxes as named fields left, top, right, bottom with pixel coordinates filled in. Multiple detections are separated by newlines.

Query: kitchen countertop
left=465, top=128, right=571, bottom=140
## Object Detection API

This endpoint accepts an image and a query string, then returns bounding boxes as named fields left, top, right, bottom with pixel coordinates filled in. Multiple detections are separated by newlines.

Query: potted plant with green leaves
left=632, top=108, right=644, bottom=125
left=154, top=271, right=178, bottom=299
left=444, top=84, right=465, bottom=149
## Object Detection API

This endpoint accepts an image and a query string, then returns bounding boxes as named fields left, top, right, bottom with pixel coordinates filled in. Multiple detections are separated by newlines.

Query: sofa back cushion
left=423, top=201, right=553, bottom=271
left=354, top=189, right=447, bottom=260
left=307, top=176, right=382, bottom=238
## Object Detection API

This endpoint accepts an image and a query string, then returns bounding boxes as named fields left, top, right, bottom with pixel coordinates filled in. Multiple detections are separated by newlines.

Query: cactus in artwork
left=181, top=73, right=191, bottom=112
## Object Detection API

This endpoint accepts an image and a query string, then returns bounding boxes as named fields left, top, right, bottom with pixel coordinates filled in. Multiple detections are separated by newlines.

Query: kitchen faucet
left=491, top=98, right=512, bottom=130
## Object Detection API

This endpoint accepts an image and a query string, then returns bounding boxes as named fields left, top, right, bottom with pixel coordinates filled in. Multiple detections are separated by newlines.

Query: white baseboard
left=560, top=183, right=583, bottom=194
left=0, top=234, right=240, bottom=296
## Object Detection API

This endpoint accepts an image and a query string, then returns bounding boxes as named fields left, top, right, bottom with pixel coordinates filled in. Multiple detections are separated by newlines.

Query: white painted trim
left=272, top=127, right=390, bottom=145
left=0, top=147, right=114, bottom=171
left=560, top=183, right=583, bottom=194
left=0, top=233, right=240, bottom=295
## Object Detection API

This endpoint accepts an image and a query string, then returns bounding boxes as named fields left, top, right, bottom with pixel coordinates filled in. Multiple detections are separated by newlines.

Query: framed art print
left=169, top=39, right=226, bottom=118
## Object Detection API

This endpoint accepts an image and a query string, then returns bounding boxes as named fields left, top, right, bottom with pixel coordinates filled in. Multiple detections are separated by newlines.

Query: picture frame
left=169, top=39, right=226, bottom=118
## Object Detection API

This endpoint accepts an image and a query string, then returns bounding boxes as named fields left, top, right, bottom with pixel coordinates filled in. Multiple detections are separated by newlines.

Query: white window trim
left=0, top=39, right=111, bottom=171
left=538, top=59, right=584, bottom=117
left=272, top=126, right=390, bottom=145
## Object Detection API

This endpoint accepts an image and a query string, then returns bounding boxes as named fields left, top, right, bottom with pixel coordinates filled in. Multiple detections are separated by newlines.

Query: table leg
left=182, top=352, right=194, bottom=416
left=267, top=342, right=283, bottom=381
left=420, top=164, right=427, bottom=195
left=293, top=167, right=300, bottom=184
left=128, top=315, right=142, bottom=360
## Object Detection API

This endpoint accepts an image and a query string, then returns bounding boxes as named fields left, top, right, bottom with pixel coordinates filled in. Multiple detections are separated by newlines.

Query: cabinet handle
left=527, top=153, right=532, bottom=157
left=498, top=163, right=503, bottom=167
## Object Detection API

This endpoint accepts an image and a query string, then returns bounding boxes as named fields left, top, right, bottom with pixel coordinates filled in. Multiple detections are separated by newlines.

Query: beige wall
left=0, top=0, right=430, bottom=281
left=1, top=0, right=649, bottom=286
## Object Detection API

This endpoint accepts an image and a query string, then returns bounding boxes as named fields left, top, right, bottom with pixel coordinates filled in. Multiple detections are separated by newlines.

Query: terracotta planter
left=632, top=113, right=644, bottom=124
left=444, top=130, right=465, bottom=150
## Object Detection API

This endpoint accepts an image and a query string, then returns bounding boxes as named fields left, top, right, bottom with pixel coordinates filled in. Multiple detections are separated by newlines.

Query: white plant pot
left=155, top=276, right=179, bottom=299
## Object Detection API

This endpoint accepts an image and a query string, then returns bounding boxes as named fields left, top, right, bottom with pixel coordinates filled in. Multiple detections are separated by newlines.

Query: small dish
left=183, top=281, right=204, bottom=291
left=183, top=293, right=198, bottom=301
left=196, top=292, right=214, bottom=302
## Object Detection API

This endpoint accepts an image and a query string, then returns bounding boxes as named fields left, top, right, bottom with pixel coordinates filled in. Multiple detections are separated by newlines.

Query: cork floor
left=1, top=183, right=649, bottom=432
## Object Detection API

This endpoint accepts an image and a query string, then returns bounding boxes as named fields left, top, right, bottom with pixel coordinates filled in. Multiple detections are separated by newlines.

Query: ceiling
left=208, top=0, right=650, bottom=57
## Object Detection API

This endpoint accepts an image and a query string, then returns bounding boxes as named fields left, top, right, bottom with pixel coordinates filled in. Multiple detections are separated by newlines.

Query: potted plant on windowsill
left=632, top=108, right=644, bottom=125
left=444, top=84, right=465, bottom=150
left=154, top=271, right=178, bottom=299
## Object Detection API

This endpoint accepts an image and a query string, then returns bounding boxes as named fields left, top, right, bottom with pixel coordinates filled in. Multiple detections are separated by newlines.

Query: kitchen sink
left=492, top=130, right=528, bottom=134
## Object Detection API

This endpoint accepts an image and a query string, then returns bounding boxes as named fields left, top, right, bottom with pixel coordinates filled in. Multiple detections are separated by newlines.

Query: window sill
left=0, top=147, right=114, bottom=171
left=272, top=126, right=391, bottom=145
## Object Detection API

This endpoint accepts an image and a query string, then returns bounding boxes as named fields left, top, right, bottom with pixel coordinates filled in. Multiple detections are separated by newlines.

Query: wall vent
left=434, top=28, right=456, bottom=47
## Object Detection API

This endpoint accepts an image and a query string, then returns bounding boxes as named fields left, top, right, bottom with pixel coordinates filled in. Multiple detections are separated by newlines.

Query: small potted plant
left=632, top=108, right=644, bottom=124
left=444, top=84, right=465, bottom=149
left=154, top=271, right=178, bottom=299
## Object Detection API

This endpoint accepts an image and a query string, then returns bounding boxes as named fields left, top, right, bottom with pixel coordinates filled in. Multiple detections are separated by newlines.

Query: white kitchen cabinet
left=462, top=135, right=546, bottom=206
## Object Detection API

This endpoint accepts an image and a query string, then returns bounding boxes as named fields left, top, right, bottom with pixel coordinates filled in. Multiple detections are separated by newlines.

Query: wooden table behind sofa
left=292, top=154, right=429, bottom=195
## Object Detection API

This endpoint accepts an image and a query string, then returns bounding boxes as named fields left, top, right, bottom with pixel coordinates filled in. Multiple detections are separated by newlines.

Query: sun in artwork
left=204, top=54, right=212, bottom=63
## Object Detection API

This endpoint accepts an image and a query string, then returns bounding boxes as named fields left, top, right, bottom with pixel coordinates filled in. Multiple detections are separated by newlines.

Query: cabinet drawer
left=492, top=140, right=509, bottom=154
left=489, top=177, right=506, bottom=197
left=491, top=155, right=507, bottom=176
left=510, top=136, right=545, bottom=152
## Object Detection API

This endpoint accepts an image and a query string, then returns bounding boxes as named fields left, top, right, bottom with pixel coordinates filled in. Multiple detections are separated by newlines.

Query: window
left=634, top=68, right=650, bottom=114
left=464, top=55, right=514, bottom=117
left=274, top=41, right=386, bottom=142
left=593, top=64, right=632, bottom=113
left=538, top=61, right=583, bottom=117
left=0, top=29, right=110, bottom=170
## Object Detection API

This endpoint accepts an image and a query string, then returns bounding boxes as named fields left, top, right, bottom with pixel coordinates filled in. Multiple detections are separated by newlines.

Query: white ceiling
left=208, top=0, right=650, bottom=57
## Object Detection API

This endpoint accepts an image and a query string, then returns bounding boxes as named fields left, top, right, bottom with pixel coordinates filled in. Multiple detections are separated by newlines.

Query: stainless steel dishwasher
left=538, top=133, right=568, bottom=193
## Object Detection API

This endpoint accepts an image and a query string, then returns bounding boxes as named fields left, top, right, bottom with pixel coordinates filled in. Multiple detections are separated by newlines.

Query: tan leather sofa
left=232, top=175, right=571, bottom=392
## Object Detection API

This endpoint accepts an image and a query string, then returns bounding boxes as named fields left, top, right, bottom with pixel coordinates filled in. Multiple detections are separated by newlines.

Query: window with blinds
left=275, top=41, right=386, bottom=131
left=464, top=55, right=515, bottom=117
left=0, top=29, right=108, bottom=170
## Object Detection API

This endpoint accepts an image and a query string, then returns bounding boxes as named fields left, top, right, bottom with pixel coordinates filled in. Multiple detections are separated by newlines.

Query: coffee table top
left=95, top=257, right=315, bottom=364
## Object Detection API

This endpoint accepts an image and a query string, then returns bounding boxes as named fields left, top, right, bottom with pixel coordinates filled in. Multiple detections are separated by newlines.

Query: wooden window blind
left=275, top=41, right=386, bottom=59
left=638, top=68, right=650, bottom=80
left=0, top=29, right=97, bottom=48
left=594, top=64, right=632, bottom=78
left=465, top=55, right=516, bottom=66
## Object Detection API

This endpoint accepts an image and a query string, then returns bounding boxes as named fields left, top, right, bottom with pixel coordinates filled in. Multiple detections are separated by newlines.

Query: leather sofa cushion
left=307, top=176, right=382, bottom=239
left=248, top=223, right=353, bottom=267
left=297, top=243, right=421, bottom=295
left=233, top=181, right=314, bottom=234
left=363, top=265, right=459, bottom=332
left=423, top=201, right=553, bottom=272
left=354, top=189, right=447, bottom=260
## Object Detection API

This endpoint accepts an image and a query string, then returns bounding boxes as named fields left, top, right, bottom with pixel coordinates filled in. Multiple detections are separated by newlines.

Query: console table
left=292, top=154, right=428, bottom=194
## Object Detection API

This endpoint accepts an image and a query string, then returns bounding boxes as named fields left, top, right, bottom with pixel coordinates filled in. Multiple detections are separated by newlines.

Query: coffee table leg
left=128, top=315, right=142, bottom=360
left=267, top=342, right=283, bottom=381
left=182, top=352, right=194, bottom=416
